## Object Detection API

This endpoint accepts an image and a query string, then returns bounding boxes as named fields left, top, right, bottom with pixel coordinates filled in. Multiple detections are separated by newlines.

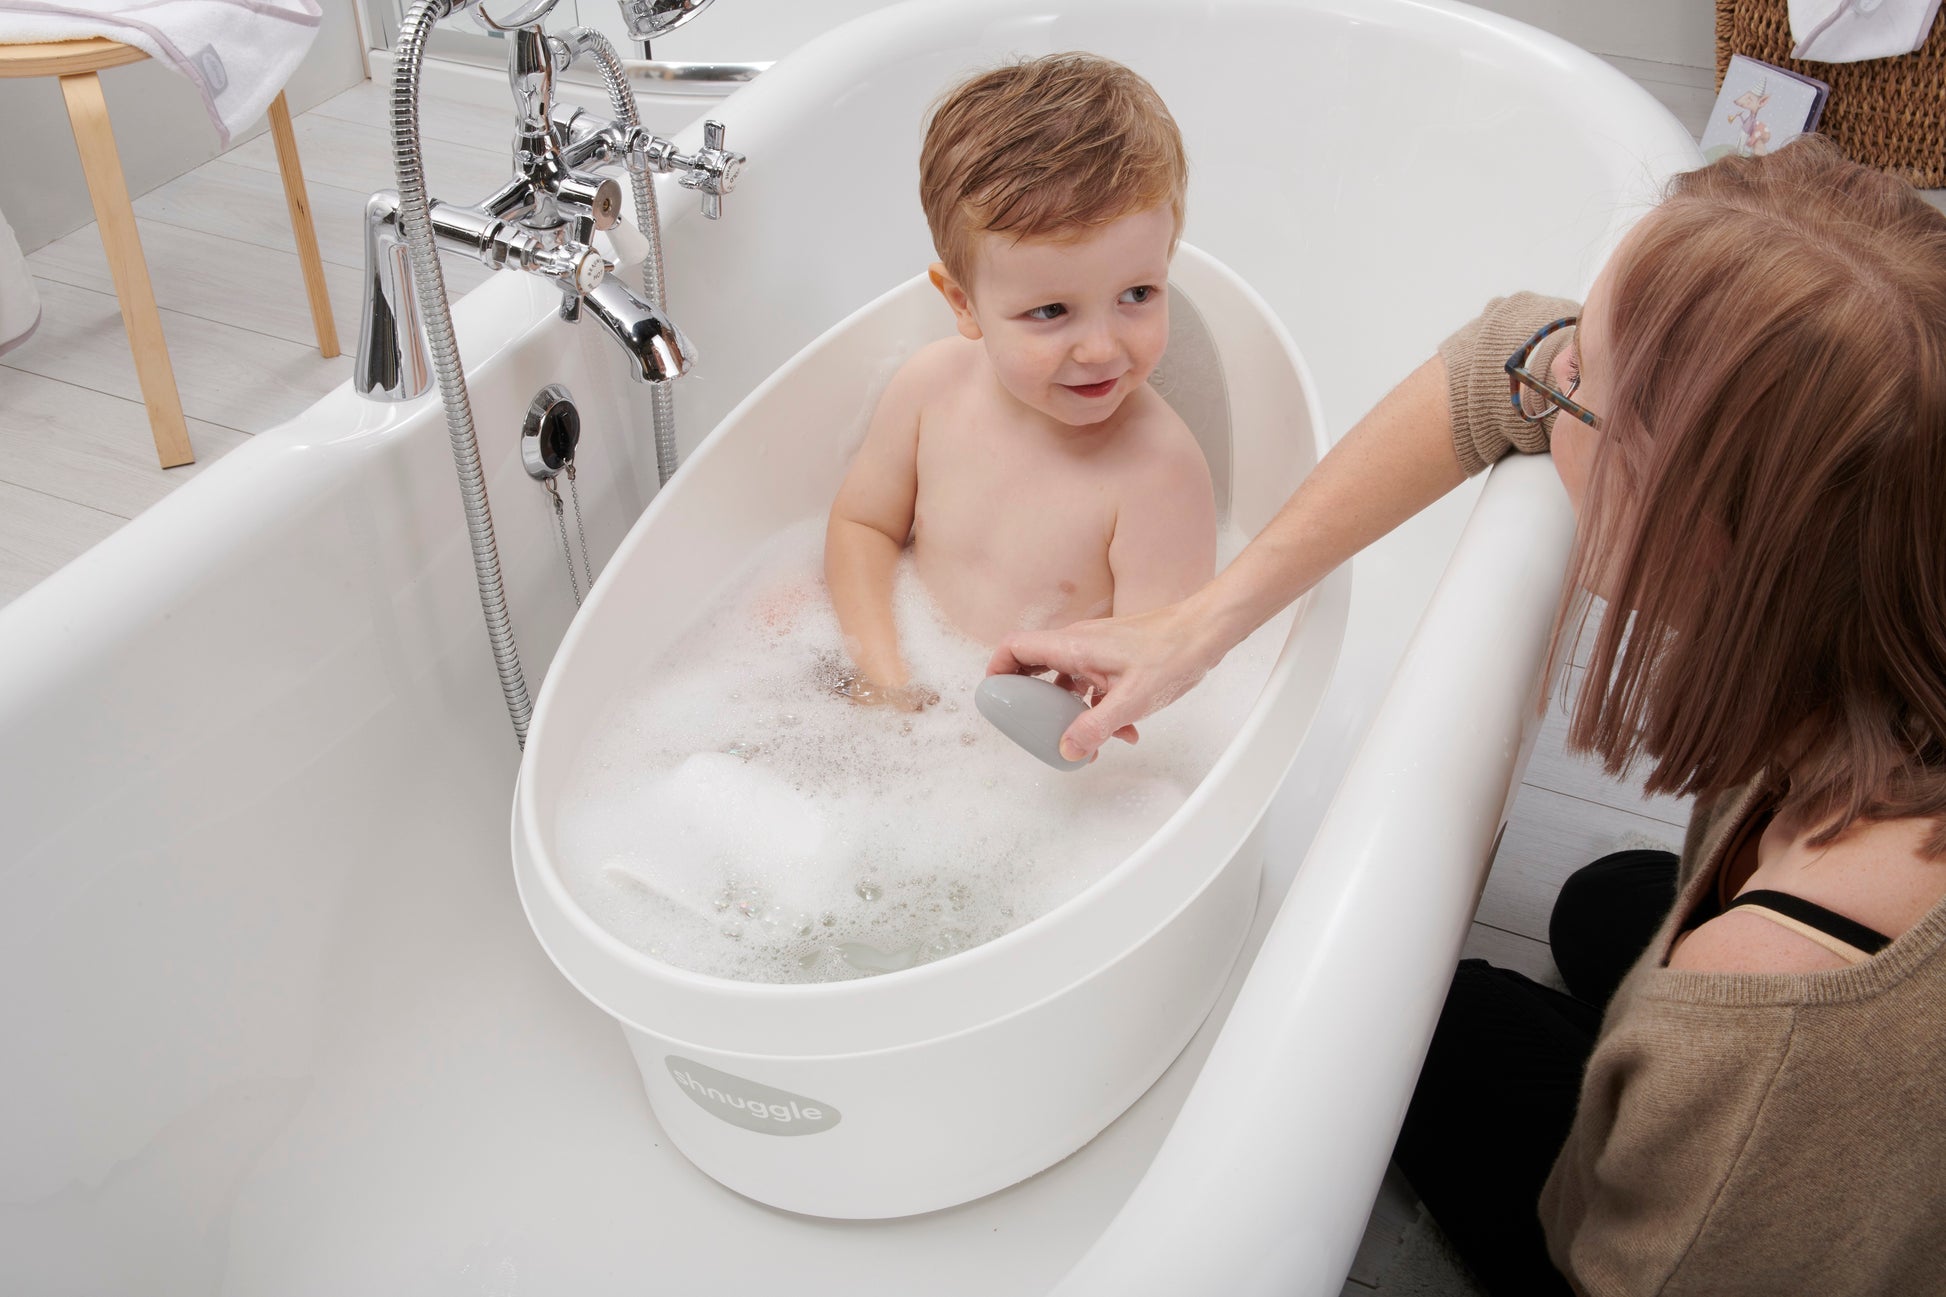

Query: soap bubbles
left=555, top=516, right=1285, bottom=983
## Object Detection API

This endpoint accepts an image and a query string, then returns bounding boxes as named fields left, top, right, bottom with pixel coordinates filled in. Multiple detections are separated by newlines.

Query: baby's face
left=942, top=205, right=1175, bottom=428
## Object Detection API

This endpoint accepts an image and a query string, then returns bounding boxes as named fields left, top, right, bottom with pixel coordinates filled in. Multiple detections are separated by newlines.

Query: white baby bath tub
left=513, top=244, right=1349, bottom=1217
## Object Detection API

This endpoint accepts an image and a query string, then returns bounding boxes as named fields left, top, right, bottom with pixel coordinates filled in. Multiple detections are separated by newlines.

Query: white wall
left=1478, top=0, right=1714, bottom=67
left=594, top=0, right=1715, bottom=70
left=1, top=0, right=370, bottom=253
left=377, top=0, right=1710, bottom=151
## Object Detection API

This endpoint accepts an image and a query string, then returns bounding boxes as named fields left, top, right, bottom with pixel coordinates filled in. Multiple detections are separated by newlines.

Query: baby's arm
left=825, top=350, right=933, bottom=704
left=1105, top=417, right=1218, bottom=618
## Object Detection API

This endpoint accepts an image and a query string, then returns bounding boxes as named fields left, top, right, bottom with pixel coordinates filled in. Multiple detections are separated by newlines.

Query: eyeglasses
left=1505, top=316, right=1600, bottom=429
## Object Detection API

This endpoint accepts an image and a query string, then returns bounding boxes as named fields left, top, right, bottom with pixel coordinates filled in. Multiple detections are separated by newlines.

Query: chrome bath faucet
left=356, top=0, right=745, bottom=402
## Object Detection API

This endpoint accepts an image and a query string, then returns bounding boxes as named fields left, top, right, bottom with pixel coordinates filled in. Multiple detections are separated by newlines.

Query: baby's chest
left=913, top=436, right=1116, bottom=562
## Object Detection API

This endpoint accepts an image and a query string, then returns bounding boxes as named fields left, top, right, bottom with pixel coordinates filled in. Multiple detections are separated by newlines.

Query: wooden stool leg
left=58, top=70, right=194, bottom=468
left=267, top=91, right=340, bottom=360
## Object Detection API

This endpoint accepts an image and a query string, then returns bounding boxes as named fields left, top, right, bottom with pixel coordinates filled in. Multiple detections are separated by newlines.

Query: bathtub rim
left=510, top=242, right=1346, bottom=1047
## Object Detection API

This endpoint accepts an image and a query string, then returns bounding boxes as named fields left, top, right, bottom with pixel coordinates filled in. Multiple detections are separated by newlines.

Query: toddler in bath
left=824, top=53, right=1216, bottom=710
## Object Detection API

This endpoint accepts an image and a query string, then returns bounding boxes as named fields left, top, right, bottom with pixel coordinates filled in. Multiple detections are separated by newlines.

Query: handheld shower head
left=617, top=0, right=715, bottom=41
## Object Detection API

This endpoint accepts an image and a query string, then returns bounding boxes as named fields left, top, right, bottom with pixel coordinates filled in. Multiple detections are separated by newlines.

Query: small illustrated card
left=1701, top=55, right=1831, bottom=162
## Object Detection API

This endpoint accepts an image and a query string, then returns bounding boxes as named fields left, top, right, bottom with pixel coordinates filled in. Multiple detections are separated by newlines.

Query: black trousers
left=1394, top=849, right=1680, bottom=1296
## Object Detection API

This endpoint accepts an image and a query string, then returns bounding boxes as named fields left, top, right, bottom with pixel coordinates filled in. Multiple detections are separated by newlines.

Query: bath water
left=556, top=516, right=1287, bottom=983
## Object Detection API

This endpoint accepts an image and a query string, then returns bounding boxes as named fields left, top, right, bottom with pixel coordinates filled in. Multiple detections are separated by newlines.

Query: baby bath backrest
left=812, top=242, right=1312, bottom=526
left=1148, top=281, right=1233, bottom=516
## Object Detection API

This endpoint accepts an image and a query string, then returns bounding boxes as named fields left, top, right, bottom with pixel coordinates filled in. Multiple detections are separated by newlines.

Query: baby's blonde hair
left=919, top=53, right=1187, bottom=286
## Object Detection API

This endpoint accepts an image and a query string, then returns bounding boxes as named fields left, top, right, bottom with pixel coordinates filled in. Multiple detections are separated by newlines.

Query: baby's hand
left=836, top=671, right=939, bottom=712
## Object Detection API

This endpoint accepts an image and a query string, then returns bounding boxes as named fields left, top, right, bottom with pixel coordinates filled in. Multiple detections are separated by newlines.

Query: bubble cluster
left=554, top=516, right=1286, bottom=983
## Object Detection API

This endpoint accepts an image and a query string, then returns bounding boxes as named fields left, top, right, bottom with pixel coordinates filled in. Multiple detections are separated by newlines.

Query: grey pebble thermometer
left=974, top=674, right=1091, bottom=772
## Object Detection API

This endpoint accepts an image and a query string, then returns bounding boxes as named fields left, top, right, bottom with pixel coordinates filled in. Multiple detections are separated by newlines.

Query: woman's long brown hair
left=1560, top=137, right=1946, bottom=853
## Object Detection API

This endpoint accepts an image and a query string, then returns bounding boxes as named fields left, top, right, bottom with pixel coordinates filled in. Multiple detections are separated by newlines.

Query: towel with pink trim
left=0, top=1, right=323, bottom=146
left=1788, top=0, right=1943, bottom=62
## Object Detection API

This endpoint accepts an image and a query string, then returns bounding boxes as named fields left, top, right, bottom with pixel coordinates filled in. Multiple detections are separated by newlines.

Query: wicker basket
left=1715, top=0, right=1946, bottom=186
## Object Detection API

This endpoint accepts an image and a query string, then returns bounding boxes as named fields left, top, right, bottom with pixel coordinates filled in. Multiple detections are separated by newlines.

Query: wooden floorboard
left=222, top=109, right=514, bottom=210
left=1345, top=1162, right=1421, bottom=1287
left=1526, top=665, right=1692, bottom=827
left=0, top=480, right=126, bottom=605
left=1478, top=783, right=1686, bottom=943
left=1461, top=920, right=1563, bottom=988
left=0, top=367, right=245, bottom=517
left=29, top=217, right=366, bottom=351
left=130, top=158, right=498, bottom=296
left=308, top=77, right=527, bottom=156
left=136, top=159, right=378, bottom=268
left=2, top=277, right=348, bottom=435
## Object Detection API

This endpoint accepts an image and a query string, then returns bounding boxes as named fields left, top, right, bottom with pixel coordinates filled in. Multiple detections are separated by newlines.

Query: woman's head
left=1563, top=137, right=1946, bottom=851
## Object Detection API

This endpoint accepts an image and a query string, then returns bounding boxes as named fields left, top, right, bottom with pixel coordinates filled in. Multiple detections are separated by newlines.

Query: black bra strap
left=1724, top=889, right=1893, bottom=956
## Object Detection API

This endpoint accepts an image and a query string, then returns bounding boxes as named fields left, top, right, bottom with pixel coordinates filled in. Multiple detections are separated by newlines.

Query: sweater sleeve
left=1439, top=291, right=1581, bottom=476
left=1539, top=996, right=1801, bottom=1295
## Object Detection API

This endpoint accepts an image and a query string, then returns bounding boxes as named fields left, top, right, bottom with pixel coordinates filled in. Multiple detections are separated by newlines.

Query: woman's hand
left=986, top=601, right=1227, bottom=762
left=992, top=354, right=1467, bottom=762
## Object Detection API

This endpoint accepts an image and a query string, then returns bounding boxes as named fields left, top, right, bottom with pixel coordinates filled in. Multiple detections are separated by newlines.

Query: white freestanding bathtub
left=0, top=1, right=1698, bottom=1292
left=513, top=245, right=1346, bottom=1217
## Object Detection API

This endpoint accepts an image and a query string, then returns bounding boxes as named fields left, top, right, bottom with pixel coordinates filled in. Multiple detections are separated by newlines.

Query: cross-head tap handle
left=685, top=119, right=742, bottom=220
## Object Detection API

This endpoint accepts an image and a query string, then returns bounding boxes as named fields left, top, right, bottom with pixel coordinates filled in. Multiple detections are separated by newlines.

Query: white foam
left=556, top=516, right=1288, bottom=983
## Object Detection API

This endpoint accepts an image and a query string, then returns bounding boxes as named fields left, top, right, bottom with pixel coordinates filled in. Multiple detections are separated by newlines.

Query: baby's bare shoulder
left=1114, top=389, right=1212, bottom=482
left=895, top=335, right=981, bottom=390
left=870, top=336, right=980, bottom=431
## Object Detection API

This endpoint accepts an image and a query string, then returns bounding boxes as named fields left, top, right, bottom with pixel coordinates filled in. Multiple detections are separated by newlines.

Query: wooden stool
left=0, top=38, right=340, bottom=468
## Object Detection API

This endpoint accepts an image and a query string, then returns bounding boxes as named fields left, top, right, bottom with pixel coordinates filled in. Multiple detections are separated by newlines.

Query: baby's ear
left=929, top=263, right=983, bottom=341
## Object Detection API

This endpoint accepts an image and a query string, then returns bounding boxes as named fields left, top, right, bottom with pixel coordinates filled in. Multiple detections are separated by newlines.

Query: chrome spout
left=580, top=275, right=695, bottom=383
left=356, top=190, right=430, bottom=400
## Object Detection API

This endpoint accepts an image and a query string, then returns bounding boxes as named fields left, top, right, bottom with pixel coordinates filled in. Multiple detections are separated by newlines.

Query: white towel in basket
left=0, top=1, right=323, bottom=146
left=1789, top=0, right=1943, bottom=62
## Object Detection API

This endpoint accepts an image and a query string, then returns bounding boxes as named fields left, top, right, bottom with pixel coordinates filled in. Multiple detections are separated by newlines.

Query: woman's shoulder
left=1669, top=815, right=1946, bottom=976
left=1666, top=910, right=1853, bottom=974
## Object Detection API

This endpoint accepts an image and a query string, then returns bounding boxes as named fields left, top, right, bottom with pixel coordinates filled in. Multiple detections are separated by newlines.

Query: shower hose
left=391, top=0, right=681, bottom=748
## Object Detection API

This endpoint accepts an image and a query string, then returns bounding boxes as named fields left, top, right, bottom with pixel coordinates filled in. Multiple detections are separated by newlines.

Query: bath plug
left=974, top=674, right=1091, bottom=772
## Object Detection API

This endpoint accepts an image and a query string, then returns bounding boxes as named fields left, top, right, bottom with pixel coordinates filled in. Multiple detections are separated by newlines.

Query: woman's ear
left=929, top=262, right=984, bottom=341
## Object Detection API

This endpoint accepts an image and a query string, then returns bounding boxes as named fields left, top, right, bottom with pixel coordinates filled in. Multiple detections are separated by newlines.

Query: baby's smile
left=1062, top=376, right=1121, bottom=400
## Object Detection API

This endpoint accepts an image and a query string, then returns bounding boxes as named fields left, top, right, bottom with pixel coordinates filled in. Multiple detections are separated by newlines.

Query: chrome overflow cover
left=522, top=383, right=582, bottom=479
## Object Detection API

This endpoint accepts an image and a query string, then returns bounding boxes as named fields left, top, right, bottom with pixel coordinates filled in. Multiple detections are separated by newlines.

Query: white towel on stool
left=0, top=202, right=42, bottom=356
left=1789, top=0, right=1943, bottom=62
left=0, top=1, right=323, bottom=146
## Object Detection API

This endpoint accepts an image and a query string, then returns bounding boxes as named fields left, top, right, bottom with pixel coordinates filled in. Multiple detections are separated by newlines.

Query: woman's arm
left=990, top=353, right=1466, bottom=760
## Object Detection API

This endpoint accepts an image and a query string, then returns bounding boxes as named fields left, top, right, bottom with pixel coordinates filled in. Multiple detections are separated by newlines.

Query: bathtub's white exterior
left=0, top=1, right=1698, bottom=1292
left=512, top=246, right=1346, bottom=1217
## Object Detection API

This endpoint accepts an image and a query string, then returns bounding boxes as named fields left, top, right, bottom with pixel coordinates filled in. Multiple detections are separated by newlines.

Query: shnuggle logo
left=665, top=1056, right=842, bottom=1136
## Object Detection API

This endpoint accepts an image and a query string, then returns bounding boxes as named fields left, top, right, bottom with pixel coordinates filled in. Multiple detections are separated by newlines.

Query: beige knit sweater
left=1438, top=294, right=1946, bottom=1297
